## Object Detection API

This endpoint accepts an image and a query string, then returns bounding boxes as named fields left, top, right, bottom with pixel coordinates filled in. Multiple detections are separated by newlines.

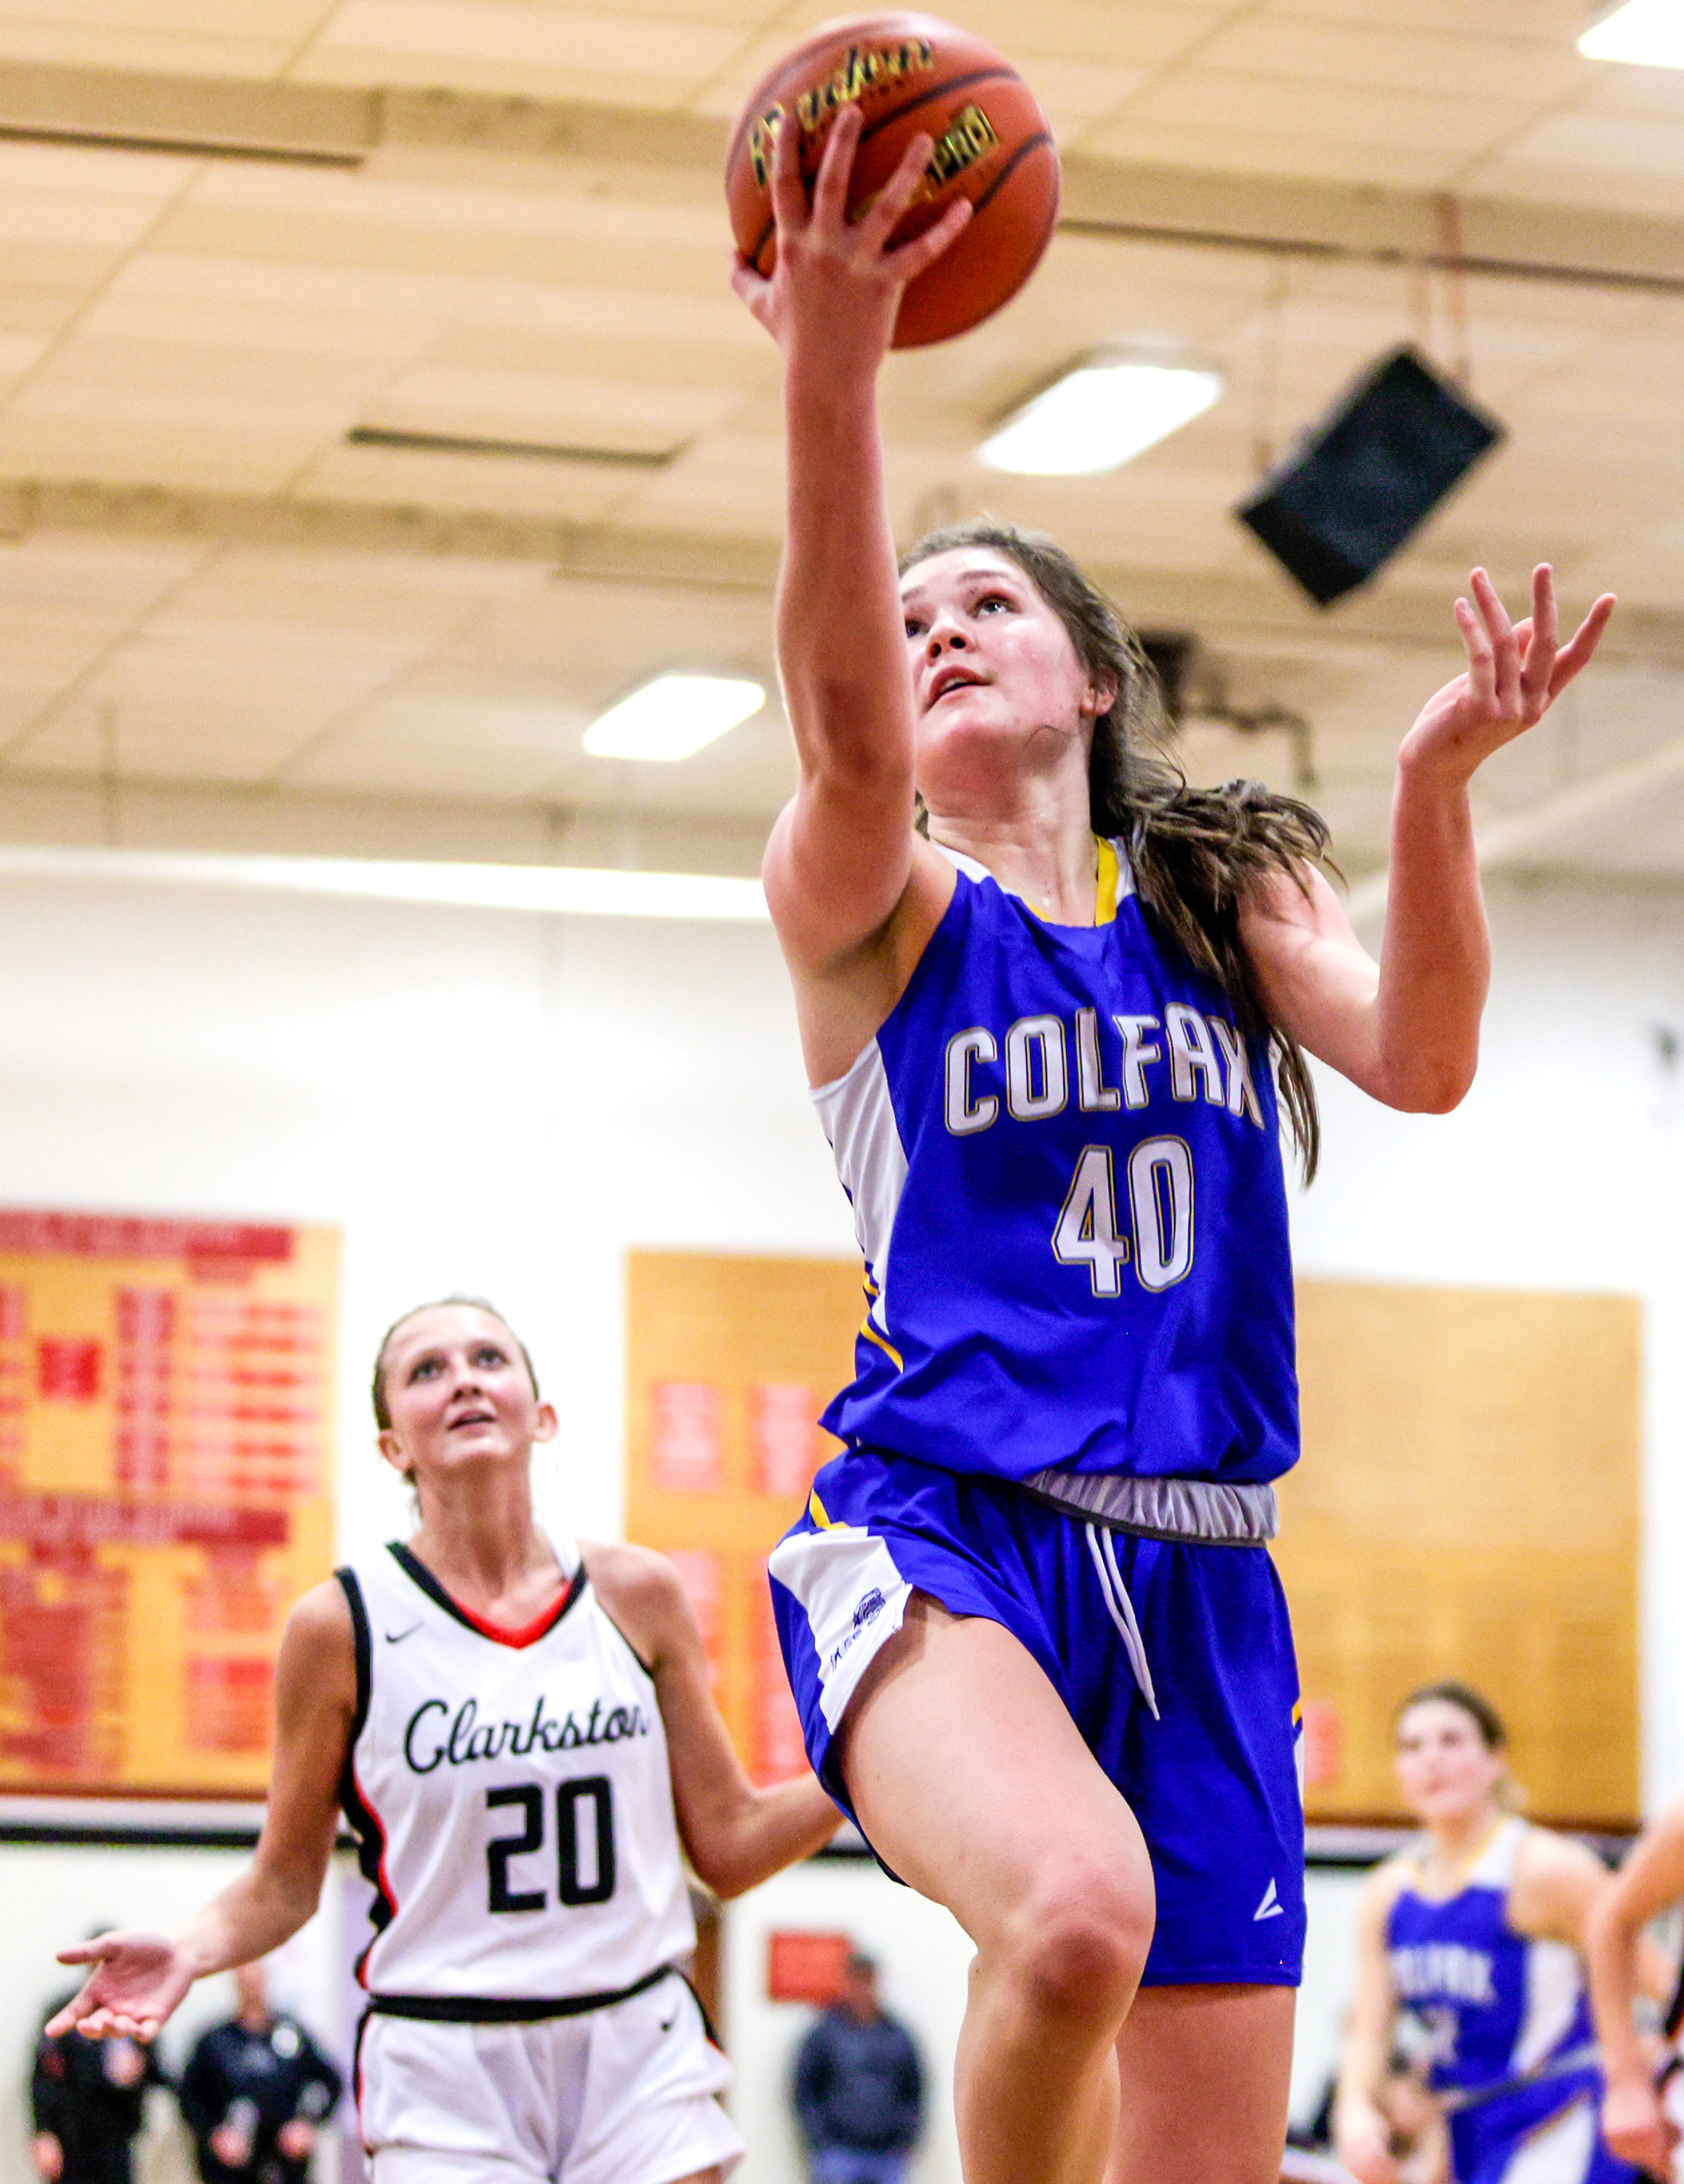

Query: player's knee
left=1009, top=1870, right=1150, bottom=2023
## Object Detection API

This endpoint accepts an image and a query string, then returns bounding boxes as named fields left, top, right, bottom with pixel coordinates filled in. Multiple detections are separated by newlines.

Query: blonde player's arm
left=585, top=1542, right=839, bottom=1897
left=1334, top=1859, right=1410, bottom=2184
left=46, top=1581, right=355, bottom=2043
left=1587, top=1800, right=1684, bottom=2176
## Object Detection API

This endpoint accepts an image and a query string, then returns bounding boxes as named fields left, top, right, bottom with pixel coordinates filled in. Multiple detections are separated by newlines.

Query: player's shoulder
left=1513, top=1819, right=1603, bottom=1888
left=285, top=1575, right=354, bottom=1642
left=276, top=1578, right=356, bottom=1694
left=580, top=1540, right=690, bottom=1662
left=582, top=1539, right=685, bottom=1616
left=1361, top=1848, right=1419, bottom=1919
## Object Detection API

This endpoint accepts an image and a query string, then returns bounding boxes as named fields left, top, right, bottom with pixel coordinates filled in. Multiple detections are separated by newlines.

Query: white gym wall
left=0, top=862, right=1677, bottom=2180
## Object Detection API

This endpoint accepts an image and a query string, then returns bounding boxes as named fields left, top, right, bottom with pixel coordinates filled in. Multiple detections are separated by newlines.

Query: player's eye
left=974, top=592, right=1013, bottom=614
left=409, top=1356, right=441, bottom=1382
left=903, top=616, right=924, bottom=638
left=473, top=1346, right=507, bottom=1368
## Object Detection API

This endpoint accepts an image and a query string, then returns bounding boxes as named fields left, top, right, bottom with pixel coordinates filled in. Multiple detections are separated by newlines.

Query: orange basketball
left=725, top=12, right=1059, bottom=349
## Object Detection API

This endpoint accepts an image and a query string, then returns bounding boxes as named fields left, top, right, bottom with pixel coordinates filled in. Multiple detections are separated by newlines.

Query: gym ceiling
left=0, top=0, right=1680, bottom=886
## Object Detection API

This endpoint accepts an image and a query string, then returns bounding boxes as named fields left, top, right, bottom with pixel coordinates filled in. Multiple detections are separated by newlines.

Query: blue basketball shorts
left=768, top=1449, right=1306, bottom=1988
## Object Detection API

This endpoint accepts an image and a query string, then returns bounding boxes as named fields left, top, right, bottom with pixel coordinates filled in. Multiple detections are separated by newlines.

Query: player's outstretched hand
left=1399, top=565, right=1615, bottom=785
left=730, top=102, right=970, bottom=375
left=46, top=1931, right=195, bottom=2044
left=1600, top=2072, right=1679, bottom=2180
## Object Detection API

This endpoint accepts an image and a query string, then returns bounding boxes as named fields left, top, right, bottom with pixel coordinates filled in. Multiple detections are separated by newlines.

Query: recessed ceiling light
left=582, top=672, right=765, bottom=762
left=979, top=355, right=1224, bottom=476
left=1580, top=0, right=1684, bottom=66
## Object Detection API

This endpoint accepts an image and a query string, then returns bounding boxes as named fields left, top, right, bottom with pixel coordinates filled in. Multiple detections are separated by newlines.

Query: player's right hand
left=46, top=1930, right=194, bottom=2043
left=1334, top=2105, right=1402, bottom=2184
left=729, top=102, right=970, bottom=375
left=1601, top=2073, right=1679, bottom=2179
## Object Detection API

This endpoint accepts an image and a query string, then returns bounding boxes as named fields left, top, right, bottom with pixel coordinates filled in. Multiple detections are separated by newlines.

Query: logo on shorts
left=853, top=1588, right=887, bottom=1630
left=1253, top=1878, right=1284, bottom=1922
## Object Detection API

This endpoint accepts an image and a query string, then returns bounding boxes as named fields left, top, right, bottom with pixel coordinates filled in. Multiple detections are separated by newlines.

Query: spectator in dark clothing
left=32, top=1972, right=170, bottom=2184
left=792, top=1951, right=922, bottom=2184
left=178, top=1961, right=341, bottom=2184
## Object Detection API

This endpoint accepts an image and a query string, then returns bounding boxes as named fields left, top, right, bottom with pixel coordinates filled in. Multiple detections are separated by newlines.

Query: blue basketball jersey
left=1387, top=1820, right=1597, bottom=2100
left=814, top=841, right=1299, bottom=1483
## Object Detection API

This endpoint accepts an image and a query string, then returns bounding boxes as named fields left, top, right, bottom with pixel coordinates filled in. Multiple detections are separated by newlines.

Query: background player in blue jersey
left=731, top=104, right=1616, bottom=2184
left=1336, top=1685, right=1661, bottom=2184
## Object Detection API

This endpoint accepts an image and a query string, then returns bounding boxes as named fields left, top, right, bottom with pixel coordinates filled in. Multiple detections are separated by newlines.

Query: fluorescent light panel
left=1580, top=0, right=1684, bottom=65
left=980, top=358, right=1223, bottom=477
left=0, top=846, right=770, bottom=922
left=583, top=671, right=764, bottom=761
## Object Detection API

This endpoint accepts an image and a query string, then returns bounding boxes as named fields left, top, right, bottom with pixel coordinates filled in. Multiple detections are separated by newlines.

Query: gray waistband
left=1021, top=1470, right=1278, bottom=1544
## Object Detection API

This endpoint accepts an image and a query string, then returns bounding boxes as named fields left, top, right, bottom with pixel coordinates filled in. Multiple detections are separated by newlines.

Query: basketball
left=724, top=12, right=1059, bottom=349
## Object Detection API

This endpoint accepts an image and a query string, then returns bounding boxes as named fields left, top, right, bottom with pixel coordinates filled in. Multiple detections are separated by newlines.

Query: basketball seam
left=893, top=130, right=1057, bottom=346
left=970, top=129, right=1056, bottom=221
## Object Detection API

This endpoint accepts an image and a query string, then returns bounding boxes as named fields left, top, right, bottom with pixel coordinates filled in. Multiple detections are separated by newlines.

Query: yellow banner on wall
left=0, top=1209, right=337, bottom=1796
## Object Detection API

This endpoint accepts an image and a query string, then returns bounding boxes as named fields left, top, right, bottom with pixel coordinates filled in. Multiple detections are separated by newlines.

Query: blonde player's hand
left=46, top=1931, right=194, bottom=2044
left=1334, top=2102, right=1403, bottom=2184
left=1600, top=2071, right=1678, bottom=2178
left=1398, top=564, right=1614, bottom=786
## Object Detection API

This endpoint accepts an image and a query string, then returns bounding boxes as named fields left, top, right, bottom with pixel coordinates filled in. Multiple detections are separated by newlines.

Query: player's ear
left=532, top=1401, right=560, bottom=1445
left=1085, top=674, right=1117, bottom=720
left=375, top=1429, right=410, bottom=1476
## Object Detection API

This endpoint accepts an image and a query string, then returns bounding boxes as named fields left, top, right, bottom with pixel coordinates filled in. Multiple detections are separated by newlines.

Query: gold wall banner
left=625, top=1251, right=861, bottom=1785
left=1281, top=1278, right=1640, bottom=1828
left=625, top=1254, right=1641, bottom=1828
left=0, top=1209, right=338, bottom=1796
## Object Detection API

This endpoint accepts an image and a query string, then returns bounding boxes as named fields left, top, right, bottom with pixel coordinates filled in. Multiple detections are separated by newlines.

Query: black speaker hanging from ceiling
left=1235, top=344, right=1505, bottom=608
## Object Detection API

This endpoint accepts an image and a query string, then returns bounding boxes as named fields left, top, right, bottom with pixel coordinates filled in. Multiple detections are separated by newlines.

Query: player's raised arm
left=1241, top=564, right=1614, bottom=1115
left=732, top=106, right=969, bottom=994
left=586, top=1540, right=838, bottom=1897
left=47, top=1581, right=353, bottom=2042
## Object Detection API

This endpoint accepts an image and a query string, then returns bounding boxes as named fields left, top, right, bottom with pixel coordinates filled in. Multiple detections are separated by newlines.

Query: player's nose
left=923, top=611, right=968, bottom=658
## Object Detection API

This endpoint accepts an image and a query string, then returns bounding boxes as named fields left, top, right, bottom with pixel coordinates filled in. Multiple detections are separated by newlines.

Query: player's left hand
left=1399, top=565, right=1615, bottom=785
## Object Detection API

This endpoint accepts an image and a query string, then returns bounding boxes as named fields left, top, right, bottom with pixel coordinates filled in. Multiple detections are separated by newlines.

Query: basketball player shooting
left=45, top=1297, right=840, bottom=2184
left=730, top=93, right=1618, bottom=2184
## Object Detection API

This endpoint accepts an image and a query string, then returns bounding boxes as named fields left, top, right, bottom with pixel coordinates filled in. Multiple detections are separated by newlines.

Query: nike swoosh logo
left=384, top=1623, right=422, bottom=1644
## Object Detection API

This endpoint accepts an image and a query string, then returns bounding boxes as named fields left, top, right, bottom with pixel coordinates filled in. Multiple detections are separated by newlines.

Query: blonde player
left=47, top=1297, right=839, bottom=2184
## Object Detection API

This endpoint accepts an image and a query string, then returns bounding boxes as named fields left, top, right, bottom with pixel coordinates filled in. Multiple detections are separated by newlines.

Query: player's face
left=1393, top=1700, right=1506, bottom=1827
left=377, top=1306, right=555, bottom=1485
left=899, top=550, right=1112, bottom=804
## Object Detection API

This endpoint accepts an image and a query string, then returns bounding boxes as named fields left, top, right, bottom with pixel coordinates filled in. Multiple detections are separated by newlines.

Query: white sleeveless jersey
left=335, top=1531, right=696, bottom=2005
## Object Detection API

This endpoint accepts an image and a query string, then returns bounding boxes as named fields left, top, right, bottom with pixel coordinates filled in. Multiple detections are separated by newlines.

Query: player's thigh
left=841, top=1593, right=1154, bottom=1965
left=1105, top=1982, right=1295, bottom=2184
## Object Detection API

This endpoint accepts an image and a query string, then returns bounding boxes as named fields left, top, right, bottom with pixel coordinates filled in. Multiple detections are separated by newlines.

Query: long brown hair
left=900, top=518, right=1331, bottom=1179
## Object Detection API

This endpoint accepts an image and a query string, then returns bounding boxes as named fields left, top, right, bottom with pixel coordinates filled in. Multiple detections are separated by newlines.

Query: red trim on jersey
left=349, top=1762, right=398, bottom=1987
left=389, top=1542, right=586, bottom=1649
left=450, top=1581, right=578, bottom=1649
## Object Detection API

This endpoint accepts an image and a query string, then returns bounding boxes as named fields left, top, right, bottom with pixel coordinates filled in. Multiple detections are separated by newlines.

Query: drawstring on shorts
left=1084, top=1522, right=1160, bottom=1719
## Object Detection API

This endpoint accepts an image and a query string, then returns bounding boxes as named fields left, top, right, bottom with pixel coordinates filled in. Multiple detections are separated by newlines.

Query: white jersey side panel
left=338, top=1532, right=695, bottom=2001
